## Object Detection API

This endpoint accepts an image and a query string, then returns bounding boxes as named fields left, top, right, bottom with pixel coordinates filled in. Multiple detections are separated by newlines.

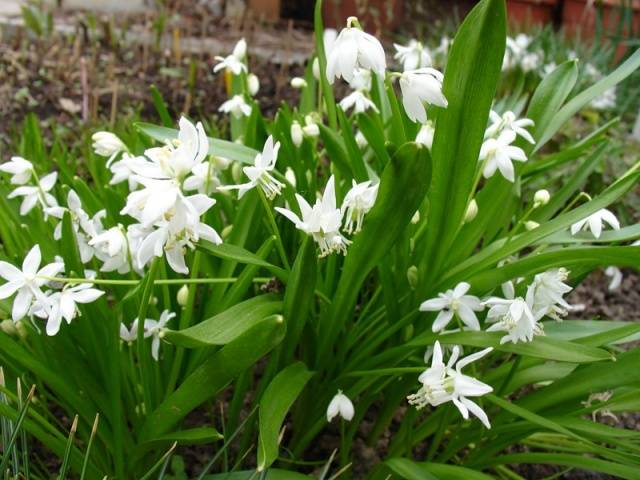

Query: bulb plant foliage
left=0, top=0, right=640, bottom=478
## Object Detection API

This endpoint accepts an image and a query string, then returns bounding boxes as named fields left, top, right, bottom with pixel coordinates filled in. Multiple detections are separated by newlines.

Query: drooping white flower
left=399, top=68, right=447, bottom=124
left=8, top=171, right=58, bottom=215
left=420, top=282, right=483, bottom=332
left=326, top=390, right=354, bottom=422
left=341, top=180, right=378, bottom=233
left=247, top=73, right=260, bottom=96
left=408, top=341, right=493, bottom=428
left=302, top=116, right=320, bottom=137
left=485, top=110, right=535, bottom=144
left=326, top=16, right=386, bottom=84
left=92, top=131, right=128, bottom=158
left=219, top=95, right=252, bottom=118
left=276, top=175, right=350, bottom=257
left=485, top=294, right=543, bottom=344
left=415, top=121, right=435, bottom=149
left=213, top=38, right=248, bottom=75
left=478, top=130, right=527, bottom=182
left=528, top=268, right=573, bottom=320
left=571, top=208, right=620, bottom=239
left=290, top=77, right=307, bottom=89
left=394, top=39, right=432, bottom=71
left=339, top=90, right=378, bottom=114
left=0, top=245, right=64, bottom=322
left=348, top=68, right=372, bottom=91
left=119, top=321, right=137, bottom=343
left=323, top=28, right=338, bottom=55
left=36, top=283, right=104, bottom=336
left=0, top=157, right=33, bottom=185
left=605, top=266, right=623, bottom=291
left=218, top=135, right=284, bottom=200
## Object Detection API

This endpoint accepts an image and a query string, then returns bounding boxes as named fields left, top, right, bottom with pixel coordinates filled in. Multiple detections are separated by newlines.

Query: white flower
left=571, top=208, right=620, bottom=239
left=323, top=28, right=338, bottom=55
left=8, top=171, right=58, bottom=215
left=339, top=90, right=378, bottom=114
left=528, top=268, right=573, bottom=320
left=302, top=116, right=320, bottom=137
left=219, top=95, right=252, bottom=118
left=485, top=295, right=543, bottom=344
left=183, top=161, right=221, bottom=195
left=394, top=39, right=432, bottom=71
left=121, top=177, right=183, bottom=228
left=485, top=110, right=535, bottom=144
left=408, top=341, right=493, bottom=428
left=399, top=68, right=447, bottom=124
left=520, top=52, right=541, bottom=72
left=145, top=310, right=175, bottom=360
left=213, top=39, right=247, bottom=75
left=605, top=266, right=623, bottom=291
left=136, top=195, right=221, bottom=274
left=415, top=121, right=435, bottom=149
left=326, top=390, right=354, bottom=422
left=218, top=135, right=284, bottom=200
left=355, top=130, right=367, bottom=149
left=341, top=180, right=378, bottom=233
left=276, top=175, right=350, bottom=257
left=348, top=68, right=372, bottom=91
left=543, top=62, right=557, bottom=76
left=326, top=16, right=386, bottom=84
left=290, top=77, right=308, bottom=89
left=92, top=131, right=127, bottom=158
left=109, top=153, right=140, bottom=190
left=479, top=131, right=527, bottom=182
left=89, top=226, right=133, bottom=274
left=590, top=87, right=617, bottom=110
left=38, top=283, right=104, bottom=336
left=420, top=282, right=483, bottom=332
left=0, top=245, right=64, bottom=322
left=291, top=121, right=304, bottom=147
left=0, top=157, right=33, bottom=185
left=119, top=321, right=137, bottom=343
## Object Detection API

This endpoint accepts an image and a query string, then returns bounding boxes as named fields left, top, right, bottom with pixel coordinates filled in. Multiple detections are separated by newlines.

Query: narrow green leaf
left=257, top=362, right=313, bottom=471
left=198, top=240, right=288, bottom=281
left=385, top=458, right=494, bottom=480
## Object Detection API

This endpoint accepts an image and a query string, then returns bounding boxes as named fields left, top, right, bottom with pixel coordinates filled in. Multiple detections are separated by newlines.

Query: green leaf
left=318, top=123, right=356, bottom=179
left=257, top=362, right=313, bottom=471
left=385, top=458, right=494, bottom=480
left=197, top=240, right=288, bottom=281
left=319, top=143, right=431, bottom=363
left=527, top=60, right=579, bottom=150
left=140, top=314, right=285, bottom=440
left=149, top=85, right=173, bottom=127
left=337, top=106, right=368, bottom=181
left=418, top=0, right=506, bottom=292
left=536, top=48, right=640, bottom=150
left=203, top=470, right=312, bottom=480
left=409, top=330, right=612, bottom=363
left=60, top=211, right=83, bottom=275
left=135, top=122, right=258, bottom=165
left=163, top=295, right=283, bottom=348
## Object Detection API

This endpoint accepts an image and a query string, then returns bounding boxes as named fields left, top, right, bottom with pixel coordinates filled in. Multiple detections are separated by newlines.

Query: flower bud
left=149, top=296, right=158, bottom=306
left=525, top=221, right=540, bottom=231
left=411, top=210, right=420, bottom=224
left=407, top=265, right=418, bottom=290
left=15, top=321, right=27, bottom=340
left=302, top=123, right=319, bottom=138
left=312, top=58, right=320, bottom=80
left=91, top=132, right=127, bottom=157
left=221, top=224, right=233, bottom=239
left=285, top=167, right=297, bottom=187
left=291, top=121, right=303, bottom=147
left=247, top=73, right=260, bottom=96
left=0, top=319, right=17, bottom=336
left=464, top=199, right=478, bottom=223
left=231, top=162, right=244, bottom=184
left=177, top=285, right=190, bottom=307
left=232, top=38, right=247, bottom=59
left=213, top=156, right=231, bottom=170
left=290, top=77, right=308, bottom=89
left=533, top=189, right=550, bottom=208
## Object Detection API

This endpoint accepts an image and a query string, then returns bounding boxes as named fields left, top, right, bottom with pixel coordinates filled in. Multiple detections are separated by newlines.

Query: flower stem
left=37, top=276, right=271, bottom=286
left=257, top=188, right=291, bottom=270
left=137, top=257, right=160, bottom=413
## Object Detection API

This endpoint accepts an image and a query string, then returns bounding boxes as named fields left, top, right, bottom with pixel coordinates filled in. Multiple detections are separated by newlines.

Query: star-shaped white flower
left=420, top=282, right=483, bottom=332
left=276, top=175, right=349, bottom=257
left=399, top=68, right=448, bottom=124
left=326, top=17, right=386, bottom=84
left=213, top=38, right=248, bottom=75
left=485, top=110, right=535, bottom=144
left=8, top=171, right=58, bottom=215
left=571, top=208, right=620, bottom=239
left=408, top=341, right=493, bottom=428
left=341, top=180, right=378, bottom=234
left=35, top=283, right=104, bottom=336
left=218, top=95, right=252, bottom=118
left=0, top=157, right=33, bottom=185
left=394, top=39, right=432, bottom=71
left=339, top=90, right=379, bottom=114
left=135, top=310, right=176, bottom=360
left=484, top=294, right=543, bottom=344
left=0, top=245, right=64, bottom=322
left=478, top=130, right=527, bottom=182
left=218, top=135, right=284, bottom=200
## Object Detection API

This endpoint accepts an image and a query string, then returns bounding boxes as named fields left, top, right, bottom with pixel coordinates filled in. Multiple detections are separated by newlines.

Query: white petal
left=432, top=309, right=454, bottom=332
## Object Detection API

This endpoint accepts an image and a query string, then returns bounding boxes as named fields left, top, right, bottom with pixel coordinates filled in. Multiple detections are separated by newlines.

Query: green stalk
left=80, top=414, right=99, bottom=480
left=136, top=257, right=160, bottom=415
left=314, top=0, right=337, bottom=129
left=257, top=188, right=290, bottom=270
